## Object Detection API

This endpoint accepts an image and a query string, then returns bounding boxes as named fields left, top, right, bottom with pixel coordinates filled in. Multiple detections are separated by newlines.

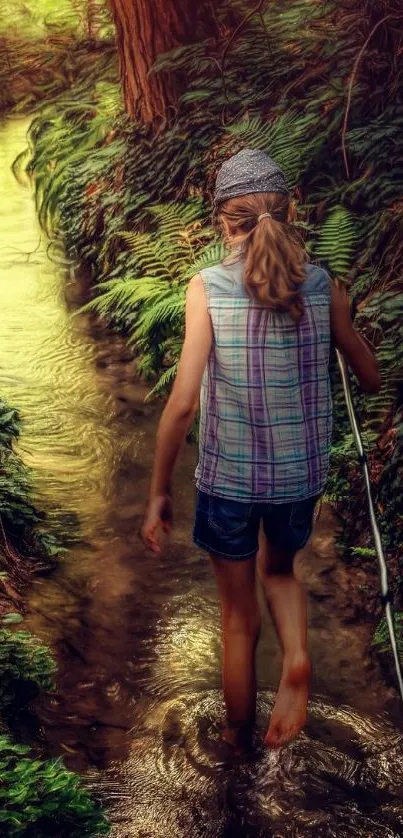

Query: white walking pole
left=336, top=349, right=403, bottom=705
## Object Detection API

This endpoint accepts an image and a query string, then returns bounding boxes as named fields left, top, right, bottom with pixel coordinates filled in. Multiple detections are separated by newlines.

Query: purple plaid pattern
left=195, top=260, right=332, bottom=502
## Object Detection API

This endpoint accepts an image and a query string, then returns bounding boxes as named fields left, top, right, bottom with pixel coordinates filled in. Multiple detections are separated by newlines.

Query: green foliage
left=27, top=81, right=123, bottom=237
left=373, top=613, right=403, bottom=663
left=0, top=399, right=63, bottom=561
left=0, top=2, right=117, bottom=114
left=0, top=0, right=82, bottom=40
left=314, top=207, right=359, bottom=277
left=0, top=625, right=55, bottom=710
left=0, top=404, right=21, bottom=448
left=82, top=201, right=225, bottom=390
left=0, top=733, right=110, bottom=836
left=349, top=547, right=377, bottom=559
left=0, top=0, right=113, bottom=41
left=226, top=112, right=320, bottom=188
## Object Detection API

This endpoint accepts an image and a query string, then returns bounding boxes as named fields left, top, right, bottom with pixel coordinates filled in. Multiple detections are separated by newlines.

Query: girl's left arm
left=141, top=274, right=212, bottom=553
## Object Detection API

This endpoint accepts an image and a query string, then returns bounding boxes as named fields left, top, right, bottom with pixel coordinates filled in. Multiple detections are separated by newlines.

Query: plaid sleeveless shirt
left=195, top=260, right=332, bottom=502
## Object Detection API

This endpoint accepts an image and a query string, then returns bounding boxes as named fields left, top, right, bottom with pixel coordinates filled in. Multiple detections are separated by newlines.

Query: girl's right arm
left=330, top=284, right=381, bottom=393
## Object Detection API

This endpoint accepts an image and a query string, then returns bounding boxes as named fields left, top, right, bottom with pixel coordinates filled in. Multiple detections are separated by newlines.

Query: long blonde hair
left=218, top=192, right=306, bottom=323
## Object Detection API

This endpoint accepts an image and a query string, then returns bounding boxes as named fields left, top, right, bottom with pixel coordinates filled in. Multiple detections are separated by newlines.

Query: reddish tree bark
left=109, top=0, right=207, bottom=124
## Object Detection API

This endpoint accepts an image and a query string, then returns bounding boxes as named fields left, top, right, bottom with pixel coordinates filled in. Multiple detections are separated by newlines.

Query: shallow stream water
left=1, top=117, right=403, bottom=837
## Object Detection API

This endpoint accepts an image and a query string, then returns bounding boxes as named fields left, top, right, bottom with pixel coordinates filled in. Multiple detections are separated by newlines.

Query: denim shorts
left=193, top=491, right=319, bottom=561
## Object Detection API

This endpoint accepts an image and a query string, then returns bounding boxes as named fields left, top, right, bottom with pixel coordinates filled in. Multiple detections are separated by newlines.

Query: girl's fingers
left=141, top=519, right=162, bottom=553
left=145, top=535, right=160, bottom=553
left=149, top=539, right=161, bottom=554
left=141, top=508, right=172, bottom=551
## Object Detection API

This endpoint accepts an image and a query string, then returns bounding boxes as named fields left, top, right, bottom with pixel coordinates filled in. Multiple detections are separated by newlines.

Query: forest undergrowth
left=0, top=400, right=110, bottom=834
left=0, top=0, right=117, bottom=113
left=12, top=0, right=403, bottom=674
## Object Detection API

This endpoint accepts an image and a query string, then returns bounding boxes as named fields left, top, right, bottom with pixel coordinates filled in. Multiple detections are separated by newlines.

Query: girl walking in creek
left=141, top=149, right=381, bottom=751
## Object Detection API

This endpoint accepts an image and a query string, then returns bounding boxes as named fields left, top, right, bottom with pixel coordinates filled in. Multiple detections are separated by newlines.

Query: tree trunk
left=109, top=0, right=204, bottom=124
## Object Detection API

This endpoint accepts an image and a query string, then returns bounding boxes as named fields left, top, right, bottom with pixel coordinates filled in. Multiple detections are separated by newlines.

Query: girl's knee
left=258, top=546, right=296, bottom=578
left=223, top=604, right=261, bottom=637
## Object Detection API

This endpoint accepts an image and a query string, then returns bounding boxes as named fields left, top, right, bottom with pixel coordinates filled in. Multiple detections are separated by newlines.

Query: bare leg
left=211, top=554, right=261, bottom=749
left=257, top=531, right=310, bottom=748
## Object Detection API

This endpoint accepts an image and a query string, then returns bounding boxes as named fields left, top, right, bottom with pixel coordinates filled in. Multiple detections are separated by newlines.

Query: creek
left=1, top=116, right=402, bottom=838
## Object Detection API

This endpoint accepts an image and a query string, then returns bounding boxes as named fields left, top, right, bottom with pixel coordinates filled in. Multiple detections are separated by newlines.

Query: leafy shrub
left=0, top=734, right=110, bottom=837
left=82, top=200, right=225, bottom=392
left=373, top=613, right=403, bottom=665
left=0, top=399, right=63, bottom=561
left=0, top=624, right=56, bottom=711
left=0, top=0, right=116, bottom=114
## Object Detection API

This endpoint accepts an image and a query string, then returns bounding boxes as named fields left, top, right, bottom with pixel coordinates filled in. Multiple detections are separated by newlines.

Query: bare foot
left=220, top=723, right=253, bottom=755
left=265, top=655, right=311, bottom=748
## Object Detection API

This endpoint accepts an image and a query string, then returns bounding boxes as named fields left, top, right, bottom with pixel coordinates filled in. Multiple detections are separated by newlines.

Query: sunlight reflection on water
left=87, top=690, right=403, bottom=837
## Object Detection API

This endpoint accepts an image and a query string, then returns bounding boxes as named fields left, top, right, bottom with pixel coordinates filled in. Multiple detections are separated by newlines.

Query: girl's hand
left=330, top=283, right=381, bottom=393
left=140, top=494, right=173, bottom=554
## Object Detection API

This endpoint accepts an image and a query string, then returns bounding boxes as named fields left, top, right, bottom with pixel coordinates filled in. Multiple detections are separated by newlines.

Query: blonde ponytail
left=218, top=192, right=306, bottom=323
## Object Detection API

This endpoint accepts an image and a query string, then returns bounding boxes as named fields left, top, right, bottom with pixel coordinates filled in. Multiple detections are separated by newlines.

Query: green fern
left=373, top=613, right=403, bottom=662
left=146, top=362, right=180, bottom=400
left=226, top=112, right=320, bottom=187
left=0, top=400, right=64, bottom=561
left=182, top=242, right=227, bottom=279
left=314, top=206, right=358, bottom=277
left=0, top=627, right=56, bottom=710
left=81, top=203, right=223, bottom=396
left=0, top=734, right=110, bottom=836
left=350, top=547, right=377, bottom=559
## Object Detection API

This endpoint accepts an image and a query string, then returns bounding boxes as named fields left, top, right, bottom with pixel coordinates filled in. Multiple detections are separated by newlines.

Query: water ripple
left=88, top=691, right=403, bottom=838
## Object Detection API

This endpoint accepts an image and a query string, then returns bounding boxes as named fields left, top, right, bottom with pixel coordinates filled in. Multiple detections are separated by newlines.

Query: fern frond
left=184, top=242, right=227, bottom=279
left=132, top=294, right=185, bottom=341
left=314, top=206, right=358, bottom=276
left=145, top=363, right=180, bottom=400
left=226, top=111, right=319, bottom=185
left=373, top=613, right=403, bottom=662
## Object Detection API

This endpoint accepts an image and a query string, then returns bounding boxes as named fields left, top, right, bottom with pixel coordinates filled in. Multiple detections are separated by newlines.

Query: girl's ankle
left=282, top=651, right=311, bottom=683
